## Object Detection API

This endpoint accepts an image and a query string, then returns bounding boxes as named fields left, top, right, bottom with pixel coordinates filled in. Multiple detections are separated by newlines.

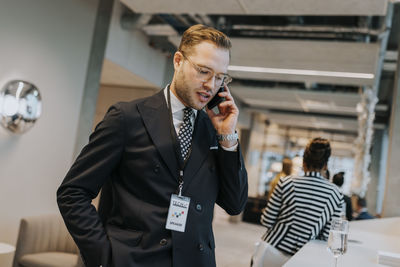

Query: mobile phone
left=207, top=85, right=225, bottom=109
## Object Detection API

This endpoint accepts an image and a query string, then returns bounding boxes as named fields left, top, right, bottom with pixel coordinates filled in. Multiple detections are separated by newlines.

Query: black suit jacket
left=57, top=90, right=248, bottom=267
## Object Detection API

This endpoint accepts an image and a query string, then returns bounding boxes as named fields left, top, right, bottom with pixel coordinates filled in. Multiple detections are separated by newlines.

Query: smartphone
left=207, top=85, right=225, bottom=109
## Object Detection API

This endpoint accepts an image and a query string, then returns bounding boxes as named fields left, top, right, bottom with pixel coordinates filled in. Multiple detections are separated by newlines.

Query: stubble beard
left=173, top=72, right=205, bottom=111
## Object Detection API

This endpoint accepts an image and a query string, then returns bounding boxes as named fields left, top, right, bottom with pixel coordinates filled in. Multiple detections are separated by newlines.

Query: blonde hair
left=178, top=24, right=231, bottom=56
left=281, top=157, right=293, bottom=176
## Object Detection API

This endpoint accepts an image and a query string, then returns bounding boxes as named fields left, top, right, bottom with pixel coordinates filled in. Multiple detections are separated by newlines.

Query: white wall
left=105, top=1, right=169, bottom=88
left=94, top=84, right=158, bottom=127
left=0, top=0, right=99, bottom=245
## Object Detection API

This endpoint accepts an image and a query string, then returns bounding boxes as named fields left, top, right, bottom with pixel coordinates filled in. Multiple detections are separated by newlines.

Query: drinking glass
left=327, top=218, right=349, bottom=267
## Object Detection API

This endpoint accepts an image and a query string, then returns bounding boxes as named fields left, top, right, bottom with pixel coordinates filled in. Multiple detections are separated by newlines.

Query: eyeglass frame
left=179, top=51, right=233, bottom=87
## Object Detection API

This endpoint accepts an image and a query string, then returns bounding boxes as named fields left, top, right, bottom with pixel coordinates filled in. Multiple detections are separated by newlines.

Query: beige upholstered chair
left=12, top=214, right=82, bottom=267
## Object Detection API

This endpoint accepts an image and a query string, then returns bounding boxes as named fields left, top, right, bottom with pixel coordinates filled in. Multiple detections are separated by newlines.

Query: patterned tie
left=177, top=107, right=194, bottom=161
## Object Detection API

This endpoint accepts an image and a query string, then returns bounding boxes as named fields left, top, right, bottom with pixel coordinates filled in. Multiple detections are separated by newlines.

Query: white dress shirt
left=163, top=86, right=237, bottom=151
left=164, top=86, right=197, bottom=134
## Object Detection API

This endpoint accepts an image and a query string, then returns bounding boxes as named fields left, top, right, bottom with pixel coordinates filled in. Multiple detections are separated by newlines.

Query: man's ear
left=173, top=51, right=183, bottom=70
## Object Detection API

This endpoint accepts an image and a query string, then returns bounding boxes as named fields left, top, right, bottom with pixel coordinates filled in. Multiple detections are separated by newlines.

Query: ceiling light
left=228, top=65, right=375, bottom=79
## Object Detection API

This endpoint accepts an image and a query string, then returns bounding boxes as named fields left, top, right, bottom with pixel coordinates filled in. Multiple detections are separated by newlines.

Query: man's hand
left=206, top=85, right=239, bottom=148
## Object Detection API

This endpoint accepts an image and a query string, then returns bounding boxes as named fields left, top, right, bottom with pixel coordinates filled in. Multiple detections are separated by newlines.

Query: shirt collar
left=164, top=85, right=197, bottom=117
left=304, top=171, right=324, bottom=179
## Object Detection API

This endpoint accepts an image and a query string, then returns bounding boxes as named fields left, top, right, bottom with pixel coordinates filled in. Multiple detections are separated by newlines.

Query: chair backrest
left=13, top=214, right=79, bottom=267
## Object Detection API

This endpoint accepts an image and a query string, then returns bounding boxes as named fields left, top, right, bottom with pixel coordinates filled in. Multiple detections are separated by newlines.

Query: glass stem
left=334, top=256, right=338, bottom=267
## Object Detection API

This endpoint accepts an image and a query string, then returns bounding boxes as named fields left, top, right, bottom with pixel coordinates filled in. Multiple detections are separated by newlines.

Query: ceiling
left=101, top=0, right=399, bottom=153
left=168, top=37, right=381, bottom=86
left=121, top=0, right=388, bottom=15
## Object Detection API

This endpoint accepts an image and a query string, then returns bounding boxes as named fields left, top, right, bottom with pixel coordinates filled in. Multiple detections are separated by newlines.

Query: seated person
left=355, top=197, right=375, bottom=220
left=267, top=157, right=292, bottom=200
left=252, top=138, right=344, bottom=267
left=332, top=172, right=353, bottom=221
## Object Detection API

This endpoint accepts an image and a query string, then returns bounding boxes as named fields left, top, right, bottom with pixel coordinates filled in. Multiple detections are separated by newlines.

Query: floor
left=213, top=206, right=265, bottom=267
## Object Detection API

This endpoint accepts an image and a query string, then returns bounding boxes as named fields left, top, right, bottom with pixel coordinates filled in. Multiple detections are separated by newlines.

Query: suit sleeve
left=215, top=144, right=248, bottom=215
left=57, top=104, right=125, bottom=267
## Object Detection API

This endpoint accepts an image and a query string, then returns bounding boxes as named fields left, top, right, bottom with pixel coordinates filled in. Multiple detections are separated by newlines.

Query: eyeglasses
left=180, top=51, right=232, bottom=87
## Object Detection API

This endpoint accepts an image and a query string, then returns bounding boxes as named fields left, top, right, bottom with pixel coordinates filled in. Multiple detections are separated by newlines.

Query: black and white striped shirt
left=261, top=172, right=344, bottom=256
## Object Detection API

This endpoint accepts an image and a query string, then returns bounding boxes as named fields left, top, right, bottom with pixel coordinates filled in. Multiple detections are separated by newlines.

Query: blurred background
left=0, top=0, right=399, bottom=266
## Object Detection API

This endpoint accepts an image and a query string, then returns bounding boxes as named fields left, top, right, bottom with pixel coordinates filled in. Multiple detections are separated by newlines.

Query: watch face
left=217, top=132, right=238, bottom=141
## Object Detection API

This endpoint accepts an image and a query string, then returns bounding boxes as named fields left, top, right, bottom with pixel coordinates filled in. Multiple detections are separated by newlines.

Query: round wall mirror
left=0, top=80, right=42, bottom=134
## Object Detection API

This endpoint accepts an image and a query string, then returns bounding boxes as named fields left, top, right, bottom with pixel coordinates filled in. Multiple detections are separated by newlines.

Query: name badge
left=165, top=194, right=190, bottom=232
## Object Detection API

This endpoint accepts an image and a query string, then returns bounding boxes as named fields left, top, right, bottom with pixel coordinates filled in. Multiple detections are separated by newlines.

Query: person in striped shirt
left=251, top=137, right=344, bottom=267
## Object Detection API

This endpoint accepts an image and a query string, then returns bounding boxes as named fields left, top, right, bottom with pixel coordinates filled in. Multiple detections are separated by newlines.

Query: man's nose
left=203, top=75, right=216, bottom=92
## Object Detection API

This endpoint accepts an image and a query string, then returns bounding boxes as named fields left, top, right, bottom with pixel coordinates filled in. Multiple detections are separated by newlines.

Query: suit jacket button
left=196, top=204, right=202, bottom=211
left=154, top=165, right=160, bottom=173
left=198, top=244, right=204, bottom=251
left=160, top=239, right=167, bottom=246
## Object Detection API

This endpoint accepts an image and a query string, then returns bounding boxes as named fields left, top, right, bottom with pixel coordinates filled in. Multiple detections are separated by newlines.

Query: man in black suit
left=57, top=24, right=248, bottom=267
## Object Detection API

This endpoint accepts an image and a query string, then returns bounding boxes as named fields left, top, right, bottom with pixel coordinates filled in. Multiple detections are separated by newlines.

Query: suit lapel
left=183, top=110, right=215, bottom=193
left=137, top=90, right=179, bottom=180
left=138, top=90, right=216, bottom=191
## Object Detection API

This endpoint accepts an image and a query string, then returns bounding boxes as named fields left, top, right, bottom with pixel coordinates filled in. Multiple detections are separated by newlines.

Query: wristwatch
left=216, top=131, right=238, bottom=141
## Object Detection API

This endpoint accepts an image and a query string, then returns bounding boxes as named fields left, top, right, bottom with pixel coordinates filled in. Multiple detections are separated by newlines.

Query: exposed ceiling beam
left=121, top=0, right=388, bottom=16
left=231, top=85, right=362, bottom=116
left=167, top=37, right=381, bottom=86
left=232, top=25, right=383, bottom=36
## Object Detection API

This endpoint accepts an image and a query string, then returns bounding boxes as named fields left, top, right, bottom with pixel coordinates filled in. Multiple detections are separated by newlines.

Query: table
left=284, top=217, right=400, bottom=267
left=0, top=242, right=15, bottom=267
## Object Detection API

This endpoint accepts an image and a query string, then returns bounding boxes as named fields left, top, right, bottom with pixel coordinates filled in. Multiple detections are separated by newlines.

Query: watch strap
left=216, top=131, right=238, bottom=141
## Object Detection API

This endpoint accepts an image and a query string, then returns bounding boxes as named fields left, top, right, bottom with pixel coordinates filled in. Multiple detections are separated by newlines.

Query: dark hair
left=325, top=169, right=330, bottom=180
left=178, top=24, right=232, bottom=56
left=357, top=197, right=367, bottom=208
left=303, top=137, right=331, bottom=170
left=332, top=172, right=345, bottom=187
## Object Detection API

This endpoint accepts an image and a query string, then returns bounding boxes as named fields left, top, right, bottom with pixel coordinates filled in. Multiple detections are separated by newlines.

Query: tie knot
left=183, top=107, right=193, bottom=120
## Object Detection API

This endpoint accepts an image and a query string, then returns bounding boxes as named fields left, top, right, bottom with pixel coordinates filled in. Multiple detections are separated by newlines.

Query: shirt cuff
left=220, top=143, right=238, bottom=152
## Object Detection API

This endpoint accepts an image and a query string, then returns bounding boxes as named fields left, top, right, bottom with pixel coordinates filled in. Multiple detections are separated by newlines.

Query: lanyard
left=167, top=88, right=193, bottom=196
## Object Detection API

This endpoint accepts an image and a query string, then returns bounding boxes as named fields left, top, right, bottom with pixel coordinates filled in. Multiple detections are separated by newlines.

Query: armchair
left=12, top=214, right=82, bottom=267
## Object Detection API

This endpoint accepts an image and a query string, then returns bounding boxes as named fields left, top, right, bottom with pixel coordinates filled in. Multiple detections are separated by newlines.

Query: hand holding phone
left=205, top=82, right=239, bottom=147
left=207, top=85, right=225, bottom=109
